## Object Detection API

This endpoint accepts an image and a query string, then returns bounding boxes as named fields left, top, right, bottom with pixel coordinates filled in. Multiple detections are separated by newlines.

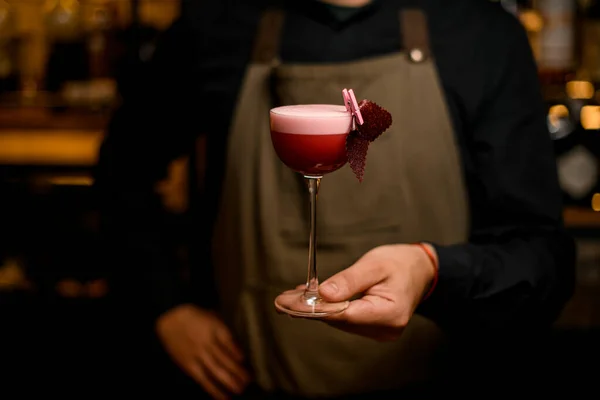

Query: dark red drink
left=269, top=104, right=352, bottom=176
left=270, top=130, right=348, bottom=176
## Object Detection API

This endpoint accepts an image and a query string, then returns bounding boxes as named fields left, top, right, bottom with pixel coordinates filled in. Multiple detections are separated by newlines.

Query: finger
left=323, top=295, right=391, bottom=325
left=321, top=296, right=405, bottom=342
left=320, top=296, right=399, bottom=341
left=214, top=327, right=244, bottom=362
left=200, top=351, right=245, bottom=395
left=209, top=343, right=250, bottom=387
left=187, top=362, right=229, bottom=400
left=319, top=258, right=388, bottom=302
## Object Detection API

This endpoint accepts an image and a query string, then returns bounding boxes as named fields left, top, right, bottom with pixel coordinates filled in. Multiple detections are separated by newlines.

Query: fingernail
left=320, top=282, right=338, bottom=297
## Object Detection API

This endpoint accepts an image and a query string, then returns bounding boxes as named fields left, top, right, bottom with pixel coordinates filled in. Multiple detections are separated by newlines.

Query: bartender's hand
left=156, top=304, right=250, bottom=400
left=319, top=244, right=436, bottom=342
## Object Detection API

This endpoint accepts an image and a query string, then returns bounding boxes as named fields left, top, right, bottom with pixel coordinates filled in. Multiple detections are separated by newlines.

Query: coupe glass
left=270, top=104, right=352, bottom=318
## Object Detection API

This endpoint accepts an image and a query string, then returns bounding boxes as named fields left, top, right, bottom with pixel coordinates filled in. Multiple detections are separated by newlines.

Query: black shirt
left=95, top=0, right=576, bottom=331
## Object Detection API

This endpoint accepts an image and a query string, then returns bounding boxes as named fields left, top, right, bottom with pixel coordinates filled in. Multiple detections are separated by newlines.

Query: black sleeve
left=93, top=18, right=206, bottom=319
left=419, top=14, right=576, bottom=331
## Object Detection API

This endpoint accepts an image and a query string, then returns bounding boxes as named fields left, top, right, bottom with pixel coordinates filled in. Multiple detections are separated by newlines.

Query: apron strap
left=400, top=9, right=431, bottom=63
left=252, top=7, right=430, bottom=64
left=251, top=8, right=285, bottom=64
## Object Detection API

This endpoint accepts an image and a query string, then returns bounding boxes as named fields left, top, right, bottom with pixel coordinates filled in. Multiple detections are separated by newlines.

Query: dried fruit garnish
left=345, top=99, right=393, bottom=181
left=346, top=131, right=369, bottom=183
left=356, top=100, right=392, bottom=141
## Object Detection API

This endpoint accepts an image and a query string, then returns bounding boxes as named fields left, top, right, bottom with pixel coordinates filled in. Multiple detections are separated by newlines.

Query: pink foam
left=270, top=104, right=352, bottom=135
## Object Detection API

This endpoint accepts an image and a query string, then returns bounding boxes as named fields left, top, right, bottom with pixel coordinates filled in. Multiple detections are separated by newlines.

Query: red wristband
left=414, top=243, right=438, bottom=301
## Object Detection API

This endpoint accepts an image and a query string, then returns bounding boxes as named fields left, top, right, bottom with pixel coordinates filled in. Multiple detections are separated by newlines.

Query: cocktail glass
left=270, top=104, right=352, bottom=318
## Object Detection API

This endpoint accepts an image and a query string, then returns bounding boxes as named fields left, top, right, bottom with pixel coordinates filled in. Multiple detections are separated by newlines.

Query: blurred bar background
left=0, top=0, right=182, bottom=393
left=0, top=0, right=599, bottom=394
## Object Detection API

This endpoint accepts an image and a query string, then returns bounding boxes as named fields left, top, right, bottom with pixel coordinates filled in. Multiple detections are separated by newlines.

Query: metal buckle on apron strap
left=408, top=48, right=426, bottom=63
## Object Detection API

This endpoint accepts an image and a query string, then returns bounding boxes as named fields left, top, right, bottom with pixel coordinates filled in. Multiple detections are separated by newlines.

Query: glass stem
left=303, top=176, right=321, bottom=304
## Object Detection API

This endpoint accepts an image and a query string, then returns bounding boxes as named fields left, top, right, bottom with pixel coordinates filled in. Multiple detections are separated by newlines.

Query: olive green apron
left=211, top=7, right=469, bottom=398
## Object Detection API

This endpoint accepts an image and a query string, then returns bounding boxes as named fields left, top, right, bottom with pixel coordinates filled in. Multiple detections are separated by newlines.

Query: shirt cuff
left=417, top=243, right=473, bottom=325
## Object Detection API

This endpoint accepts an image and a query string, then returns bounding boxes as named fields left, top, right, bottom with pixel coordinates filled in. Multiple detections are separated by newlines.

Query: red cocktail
left=270, top=104, right=352, bottom=177
left=270, top=131, right=348, bottom=176
left=270, top=104, right=352, bottom=318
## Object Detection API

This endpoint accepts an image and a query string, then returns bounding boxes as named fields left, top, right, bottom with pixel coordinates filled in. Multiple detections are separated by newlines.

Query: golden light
left=519, top=10, right=544, bottom=33
left=566, top=81, right=595, bottom=100
left=44, top=0, right=79, bottom=13
left=548, top=104, right=569, bottom=129
left=581, top=106, right=600, bottom=130
left=592, top=193, right=600, bottom=212
left=44, top=176, right=93, bottom=186
left=0, top=130, right=103, bottom=166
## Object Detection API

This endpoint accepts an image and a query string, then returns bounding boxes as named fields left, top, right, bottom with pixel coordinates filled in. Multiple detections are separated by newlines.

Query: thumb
left=319, top=259, right=387, bottom=302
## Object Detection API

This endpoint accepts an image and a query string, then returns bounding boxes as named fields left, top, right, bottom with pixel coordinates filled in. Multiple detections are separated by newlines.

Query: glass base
left=274, top=288, right=349, bottom=318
